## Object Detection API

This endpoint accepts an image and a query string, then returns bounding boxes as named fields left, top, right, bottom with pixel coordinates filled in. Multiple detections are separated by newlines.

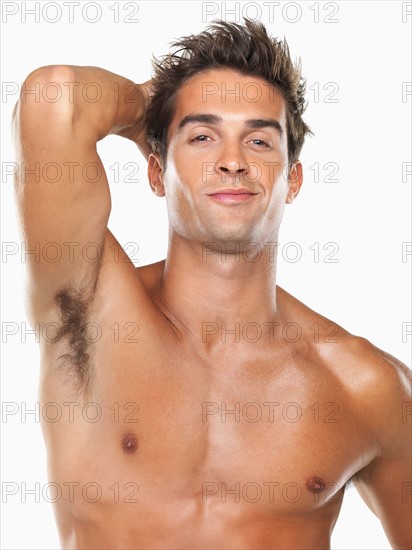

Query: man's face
left=148, top=68, right=302, bottom=246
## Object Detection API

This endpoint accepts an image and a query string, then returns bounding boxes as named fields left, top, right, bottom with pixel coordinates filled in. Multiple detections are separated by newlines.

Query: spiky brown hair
left=146, top=18, right=312, bottom=167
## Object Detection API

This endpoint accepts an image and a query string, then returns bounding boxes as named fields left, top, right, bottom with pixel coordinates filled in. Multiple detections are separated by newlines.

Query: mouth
left=206, top=188, right=258, bottom=203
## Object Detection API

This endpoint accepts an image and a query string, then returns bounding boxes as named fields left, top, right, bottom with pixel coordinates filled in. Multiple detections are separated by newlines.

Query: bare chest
left=41, top=338, right=374, bottom=517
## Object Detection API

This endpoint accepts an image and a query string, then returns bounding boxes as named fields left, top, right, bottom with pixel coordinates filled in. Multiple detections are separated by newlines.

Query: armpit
left=53, top=285, right=95, bottom=395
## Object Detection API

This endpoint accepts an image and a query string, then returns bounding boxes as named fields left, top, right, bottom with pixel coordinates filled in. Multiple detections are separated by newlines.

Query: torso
left=39, top=230, right=379, bottom=549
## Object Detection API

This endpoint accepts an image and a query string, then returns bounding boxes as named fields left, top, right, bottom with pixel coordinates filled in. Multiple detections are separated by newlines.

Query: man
left=13, top=18, right=411, bottom=549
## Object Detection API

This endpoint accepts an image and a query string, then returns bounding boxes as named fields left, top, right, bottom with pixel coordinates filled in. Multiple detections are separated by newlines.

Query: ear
left=147, top=153, right=165, bottom=197
left=286, top=161, right=303, bottom=204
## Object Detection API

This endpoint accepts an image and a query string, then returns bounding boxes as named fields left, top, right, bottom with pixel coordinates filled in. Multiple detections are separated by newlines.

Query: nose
left=214, top=141, right=249, bottom=179
left=218, top=162, right=247, bottom=175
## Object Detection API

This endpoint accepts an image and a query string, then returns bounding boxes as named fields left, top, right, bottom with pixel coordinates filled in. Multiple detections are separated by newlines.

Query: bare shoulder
left=277, top=285, right=411, bottom=441
left=280, top=291, right=412, bottom=547
left=329, top=333, right=411, bottom=423
left=320, top=318, right=410, bottom=412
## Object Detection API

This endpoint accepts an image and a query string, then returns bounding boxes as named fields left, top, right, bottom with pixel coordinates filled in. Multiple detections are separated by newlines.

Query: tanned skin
left=13, top=65, right=411, bottom=549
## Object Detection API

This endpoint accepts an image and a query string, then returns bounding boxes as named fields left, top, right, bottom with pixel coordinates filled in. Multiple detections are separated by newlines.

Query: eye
left=249, top=138, right=270, bottom=148
left=191, top=135, right=211, bottom=142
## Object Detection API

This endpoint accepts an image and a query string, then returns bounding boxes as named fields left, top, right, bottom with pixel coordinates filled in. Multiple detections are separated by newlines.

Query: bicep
left=355, top=450, right=411, bottom=548
left=354, top=355, right=412, bottom=548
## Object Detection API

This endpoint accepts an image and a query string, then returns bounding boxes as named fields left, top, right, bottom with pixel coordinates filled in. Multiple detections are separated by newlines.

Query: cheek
left=173, top=140, right=214, bottom=183
left=255, top=165, right=288, bottom=203
left=264, top=152, right=288, bottom=182
left=163, top=164, right=195, bottom=221
left=165, top=148, right=201, bottom=200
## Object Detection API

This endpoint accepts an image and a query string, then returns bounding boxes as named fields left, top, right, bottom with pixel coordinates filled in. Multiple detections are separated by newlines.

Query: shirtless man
left=13, top=19, right=411, bottom=549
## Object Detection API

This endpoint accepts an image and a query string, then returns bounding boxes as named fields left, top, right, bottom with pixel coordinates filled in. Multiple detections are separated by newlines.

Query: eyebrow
left=176, top=114, right=284, bottom=138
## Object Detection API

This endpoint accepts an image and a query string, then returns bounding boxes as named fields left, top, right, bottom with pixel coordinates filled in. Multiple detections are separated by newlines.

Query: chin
left=200, top=230, right=256, bottom=247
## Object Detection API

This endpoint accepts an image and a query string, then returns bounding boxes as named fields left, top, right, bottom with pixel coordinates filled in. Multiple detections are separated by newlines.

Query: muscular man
left=13, top=19, right=411, bottom=549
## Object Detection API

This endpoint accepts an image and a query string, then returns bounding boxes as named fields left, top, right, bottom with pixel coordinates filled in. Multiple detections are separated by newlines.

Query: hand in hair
left=116, top=78, right=155, bottom=160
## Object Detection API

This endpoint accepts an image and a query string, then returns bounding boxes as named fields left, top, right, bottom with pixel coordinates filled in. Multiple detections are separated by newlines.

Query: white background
left=1, top=1, right=411, bottom=548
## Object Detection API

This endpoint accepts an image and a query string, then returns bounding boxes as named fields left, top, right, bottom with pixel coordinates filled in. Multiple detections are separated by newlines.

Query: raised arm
left=13, top=65, right=152, bottom=324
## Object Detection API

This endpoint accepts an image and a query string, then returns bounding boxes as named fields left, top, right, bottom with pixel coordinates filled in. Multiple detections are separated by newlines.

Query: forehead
left=169, top=68, right=286, bottom=136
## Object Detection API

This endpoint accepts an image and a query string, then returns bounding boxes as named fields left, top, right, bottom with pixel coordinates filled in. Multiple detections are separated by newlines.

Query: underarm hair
left=53, top=271, right=100, bottom=396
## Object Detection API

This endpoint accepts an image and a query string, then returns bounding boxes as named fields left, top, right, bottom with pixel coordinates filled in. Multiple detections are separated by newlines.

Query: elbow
left=23, top=64, right=76, bottom=87
left=18, top=65, right=77, bottom=123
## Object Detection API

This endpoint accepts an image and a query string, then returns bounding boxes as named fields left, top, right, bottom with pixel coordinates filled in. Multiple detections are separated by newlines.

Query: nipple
left=122, top=432, right=138, bottom=454
left=306, top=476, right=326, bottom=494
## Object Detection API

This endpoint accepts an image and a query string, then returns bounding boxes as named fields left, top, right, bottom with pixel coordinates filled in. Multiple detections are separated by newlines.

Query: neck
left=155, top=232, right=281, bottom=349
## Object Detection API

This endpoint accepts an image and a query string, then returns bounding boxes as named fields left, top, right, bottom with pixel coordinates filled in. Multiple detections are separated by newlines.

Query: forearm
left=18, top=65, right=146, bottom=142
